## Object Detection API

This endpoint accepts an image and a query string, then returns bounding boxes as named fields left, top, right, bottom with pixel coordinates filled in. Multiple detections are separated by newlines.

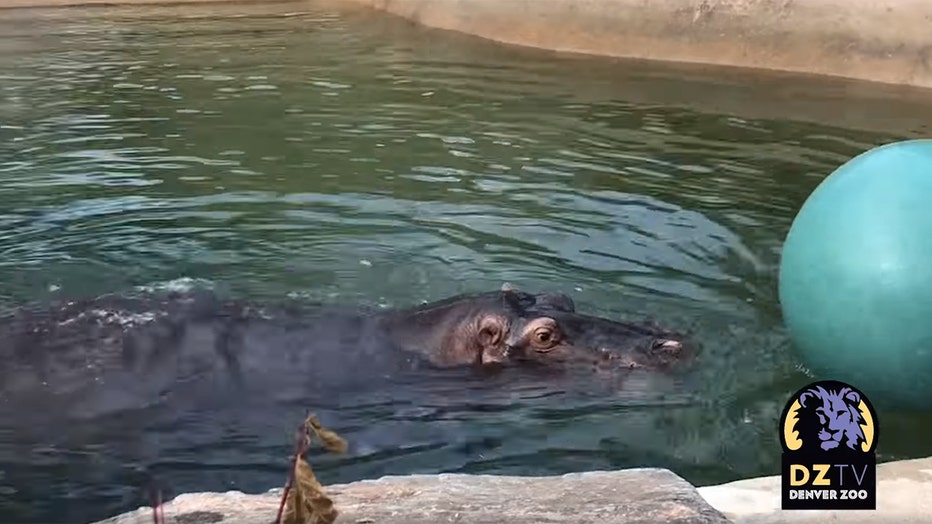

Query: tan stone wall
left=340, top=0, right=932, bottom=89
left=5, top=0, right=931, bottom=88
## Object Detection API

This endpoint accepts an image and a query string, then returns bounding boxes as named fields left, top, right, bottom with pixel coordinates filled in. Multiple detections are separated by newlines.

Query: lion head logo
left=782, top=381, right=876, bottom=454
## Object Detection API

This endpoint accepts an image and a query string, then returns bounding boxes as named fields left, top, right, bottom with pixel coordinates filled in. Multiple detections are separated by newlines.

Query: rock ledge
left=95, top=468, right=730, bottom=524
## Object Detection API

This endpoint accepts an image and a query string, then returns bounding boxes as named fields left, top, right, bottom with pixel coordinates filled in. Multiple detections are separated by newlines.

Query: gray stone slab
left=94, top=469, right=731, bottom=524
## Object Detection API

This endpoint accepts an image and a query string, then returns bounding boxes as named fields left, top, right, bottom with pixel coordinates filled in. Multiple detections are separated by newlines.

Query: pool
left=1, top=1, right=931, bottom=522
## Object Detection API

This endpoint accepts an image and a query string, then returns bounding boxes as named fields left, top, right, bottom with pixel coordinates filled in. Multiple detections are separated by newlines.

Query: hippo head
left=382, top=284, right=693, bottom=374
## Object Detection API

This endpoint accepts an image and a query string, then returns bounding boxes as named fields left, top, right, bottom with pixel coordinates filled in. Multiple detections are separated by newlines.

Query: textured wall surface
left=7, top=0, right=932, bottom=88
left=341, top=0, right=932, bottom=88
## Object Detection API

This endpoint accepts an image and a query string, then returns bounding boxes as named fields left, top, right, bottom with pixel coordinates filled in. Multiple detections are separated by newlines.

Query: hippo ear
left=500, top=284, right=529, bottom=311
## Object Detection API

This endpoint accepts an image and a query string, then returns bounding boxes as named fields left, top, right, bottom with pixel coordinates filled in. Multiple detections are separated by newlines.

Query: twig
left=150, top=485, right=164, bottom=524
left=276, top=426, right=310, bottom=524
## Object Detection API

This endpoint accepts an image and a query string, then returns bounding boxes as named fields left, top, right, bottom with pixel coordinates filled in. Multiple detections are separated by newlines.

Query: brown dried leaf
left=281, top=458, right=338, bottom=524
left=279, top=415, right=347, bottom=524
left=306, top=415, right=348, bottom=454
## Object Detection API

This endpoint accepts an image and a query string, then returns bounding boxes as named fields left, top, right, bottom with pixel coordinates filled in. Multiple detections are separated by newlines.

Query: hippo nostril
left=652, top=339, right=682, bottom=353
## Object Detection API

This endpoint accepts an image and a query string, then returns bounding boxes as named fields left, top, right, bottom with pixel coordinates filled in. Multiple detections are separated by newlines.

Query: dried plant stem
left=276, top=414, right=347, bottom=524
left=150, top=486, right=164, bottom=524
left=277, top=428, right=311, bottom=524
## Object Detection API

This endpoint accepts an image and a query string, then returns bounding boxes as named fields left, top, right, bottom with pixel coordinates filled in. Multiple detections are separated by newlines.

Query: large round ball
left=778, top=139, right=932, bottom=411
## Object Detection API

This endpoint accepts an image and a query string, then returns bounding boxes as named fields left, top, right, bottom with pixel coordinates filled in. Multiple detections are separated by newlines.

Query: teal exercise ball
left=779, top=139, right=932, bottom=412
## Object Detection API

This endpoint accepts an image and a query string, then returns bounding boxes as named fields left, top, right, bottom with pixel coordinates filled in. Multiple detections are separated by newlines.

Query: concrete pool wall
left=5, top=0, right=932, bottom=89
left=339, top=0, right=932, bottom=89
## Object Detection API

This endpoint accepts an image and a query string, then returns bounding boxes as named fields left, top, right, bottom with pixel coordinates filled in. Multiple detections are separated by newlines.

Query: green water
left=1, top=1, right=932, bottom=522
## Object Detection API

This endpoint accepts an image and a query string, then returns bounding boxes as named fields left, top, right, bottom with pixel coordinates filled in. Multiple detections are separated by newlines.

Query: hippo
left=0, top=283, right=691, bottom=419
left=0, top=283, right=693, bottom=523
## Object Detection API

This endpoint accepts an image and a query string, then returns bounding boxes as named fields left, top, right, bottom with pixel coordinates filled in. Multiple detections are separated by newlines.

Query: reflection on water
left=1, top=1, right=932, bottom=522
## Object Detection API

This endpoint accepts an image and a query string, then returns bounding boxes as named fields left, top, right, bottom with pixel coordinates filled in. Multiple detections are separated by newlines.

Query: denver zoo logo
left=779, top=380, right=878, bottom=510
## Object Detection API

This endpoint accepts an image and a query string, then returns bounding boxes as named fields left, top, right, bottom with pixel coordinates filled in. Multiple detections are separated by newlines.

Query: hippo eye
left=531, top=327, right=558, bottom=351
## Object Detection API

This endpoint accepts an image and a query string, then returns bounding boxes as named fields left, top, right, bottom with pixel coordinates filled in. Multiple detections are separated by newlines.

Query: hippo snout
left=596, top=336, right=693, bottom=371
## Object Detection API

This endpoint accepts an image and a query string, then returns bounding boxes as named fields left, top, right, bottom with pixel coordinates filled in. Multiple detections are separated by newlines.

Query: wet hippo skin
left=0, top=283, right=692, bottom=420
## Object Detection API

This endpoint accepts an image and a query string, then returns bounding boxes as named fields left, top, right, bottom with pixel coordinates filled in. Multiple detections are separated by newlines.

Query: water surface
left=1, top=2, right=932, bottom=522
